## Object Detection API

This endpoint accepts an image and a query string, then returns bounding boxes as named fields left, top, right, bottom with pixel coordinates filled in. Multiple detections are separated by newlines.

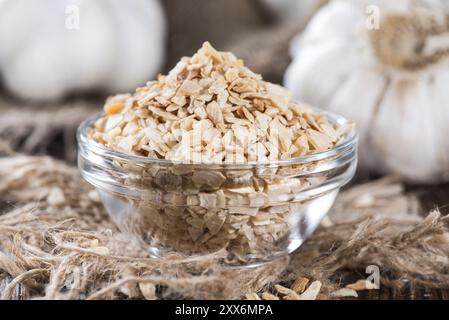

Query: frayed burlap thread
left=0, top=98, right=97, bottom=162
left=1, top=155, right=448, bottom=300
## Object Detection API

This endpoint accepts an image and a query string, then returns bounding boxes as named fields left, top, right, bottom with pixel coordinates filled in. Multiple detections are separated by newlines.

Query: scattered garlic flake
left=139, top=283, right=157, bottom=300
left=245, top=293, right=261, bottom=300
left=330, top=288, right=359, bottom=298
left=47, top=187, right=66, bottom=207
left=291, top=277, right=309, bottom=294
left=346, top=279, right=378, bottom=291
left=353, top=194, right=376, bottom=208
left=261, top=292, right=280, bottom=300
left=298, top=280, right=322, bottom=300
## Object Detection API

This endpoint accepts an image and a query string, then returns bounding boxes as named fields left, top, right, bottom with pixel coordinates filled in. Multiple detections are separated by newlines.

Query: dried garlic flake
left=90, top=42, right=345, bottom=164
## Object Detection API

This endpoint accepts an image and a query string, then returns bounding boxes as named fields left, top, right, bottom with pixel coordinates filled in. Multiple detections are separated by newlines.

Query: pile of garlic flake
left=90, top=42, right=346, bottom=164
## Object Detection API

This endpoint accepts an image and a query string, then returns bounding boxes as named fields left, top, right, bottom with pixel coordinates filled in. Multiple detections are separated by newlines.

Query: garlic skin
left=0, top=0, right=166, bottom=101
left=285, top=0, right=449, bottom=183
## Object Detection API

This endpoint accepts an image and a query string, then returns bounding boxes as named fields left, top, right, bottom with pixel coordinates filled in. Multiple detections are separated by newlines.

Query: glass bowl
left=77, top=111, right=357, bottom=267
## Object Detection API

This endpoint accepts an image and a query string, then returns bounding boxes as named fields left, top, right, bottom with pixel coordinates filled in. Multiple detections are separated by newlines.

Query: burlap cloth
left=1, top=150, right=449, bottom=300
left=0, top=97, right=97, bottom=163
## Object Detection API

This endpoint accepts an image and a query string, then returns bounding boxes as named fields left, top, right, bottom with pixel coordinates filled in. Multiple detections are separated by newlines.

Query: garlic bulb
left=0, top=0, right=166, bottom=101
left=285, top=0, right=449, bottom=183
left=261, top=0, right=328, bottom=27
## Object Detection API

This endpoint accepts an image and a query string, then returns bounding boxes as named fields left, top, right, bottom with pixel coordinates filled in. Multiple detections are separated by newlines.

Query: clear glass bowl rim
left=77, top=109, right=358, bottom=169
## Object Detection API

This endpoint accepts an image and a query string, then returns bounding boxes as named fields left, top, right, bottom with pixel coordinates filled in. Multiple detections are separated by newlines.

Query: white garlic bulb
left=261, top=0, right=328, bottom=28
left=285, top=0, right=449, bottom=183
left=0, top=0, right=166, bottom=101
